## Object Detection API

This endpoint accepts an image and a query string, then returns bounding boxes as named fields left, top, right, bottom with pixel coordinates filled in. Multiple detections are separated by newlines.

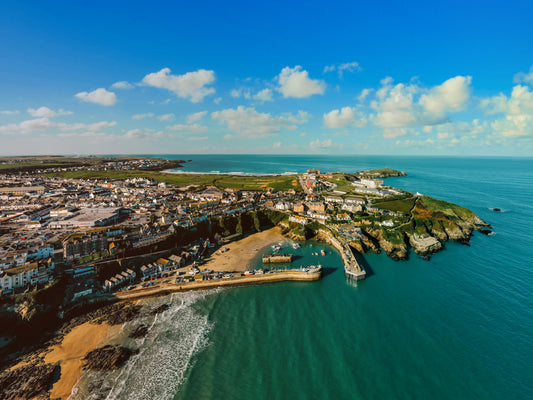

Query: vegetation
left=372, top=195, right=416, bottom=214
left=44, top=170, right=302, bottom=192
left=358, top=168, right=406, bottom=178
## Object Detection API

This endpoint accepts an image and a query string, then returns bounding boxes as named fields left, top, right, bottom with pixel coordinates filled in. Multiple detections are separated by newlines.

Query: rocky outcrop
left=408, top=233, right=443, bottom=256
left=367, top=229, right=408, bottom=260
left=0, top=362, right=60, bottom=400
left=149, top=304, right=170, bottom=315
left=93, top=303, right=142, bottom=325
left=82, top=345, right=139, bottom=371
left=129, top=324, right=149, bottom=339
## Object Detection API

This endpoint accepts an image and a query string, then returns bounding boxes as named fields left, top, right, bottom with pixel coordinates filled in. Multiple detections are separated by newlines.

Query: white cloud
left=0, top=110, right=19, bottom=115
left=132, top=113, right=154, bottom=120
left=27, top=106, right=72, bottom=117
left=323, top=62, right=361, bottom=77
left=0, top=117, right=116, bottom=135
left=158, top=113, right=174, bottom=121
left=111, top=81, right=134, bottom=89
left=277, top=66, right=326, bottom=98
left=480, top=85, right=533, bottom=137
left=166, top=123, right=208, bottom=133
left=358, top=88, right=373, bottom=102
left=513, top=65, right=533, bottom=85
left=273, top=141, right=282, bottom=148
left=214, top=97, right=222, bottom=104
left=299, top=132, right=307, bottom=137
left=283, top=110, right=310, bottom=124
left=188, top=136, right=208, bottom=141
left=124, top=129, right=147, bottom=139
left=212, top=106, right=298, bottom=138
left=75, top=88, right=117, bottom=106
left=419, top=76, right=472, bottom=114
left=187, top=111, right=207, bottom=124
left=142, top=68, right=215, bottom=103
left=253, top=88, right=273, bottom=102
left=324, top=107, right=361, bottom=129
left=383, top=128, right=408, bottom=138
left=309, top=138, right=333, bottom=149
left=372, top=76, right=472, bottom=129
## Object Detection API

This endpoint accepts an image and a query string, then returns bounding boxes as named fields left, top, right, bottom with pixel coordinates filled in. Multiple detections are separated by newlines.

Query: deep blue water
left=103, top=155, right=533, bottom=400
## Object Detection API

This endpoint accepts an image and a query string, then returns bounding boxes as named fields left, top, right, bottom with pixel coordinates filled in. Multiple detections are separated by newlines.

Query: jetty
left=319, top=230, right=366, bottom=281
left=262, top=254, right=293, bottom=263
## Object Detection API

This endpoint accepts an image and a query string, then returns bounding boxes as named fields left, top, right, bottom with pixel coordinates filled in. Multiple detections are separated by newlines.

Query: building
left=63, top=234, right=108, bottom=260
left=324, top=195, right=344, bottom=204
left=50, top=207, right=122, bottom=229
left=307, top=202, right=326, bottom=213
left=289, top=215, right=309, bottom=225
left=345, top=196, right=365, bottom=205
left=1, top=259, right=53, bottom=294
left=0, top=186, right=45, bottom=195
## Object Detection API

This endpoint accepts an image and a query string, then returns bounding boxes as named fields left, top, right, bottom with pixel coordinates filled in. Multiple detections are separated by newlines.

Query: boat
left=321, top=250, right=326, bottom=256
left=244, top=270, right=254, bottom=276
left=292, top=242, right=301, bottom=249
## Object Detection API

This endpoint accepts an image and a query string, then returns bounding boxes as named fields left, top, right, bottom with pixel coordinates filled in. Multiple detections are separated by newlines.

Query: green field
left=44, top=170, right=301, bottom=192
left=372, top=196, right=416, bottom=214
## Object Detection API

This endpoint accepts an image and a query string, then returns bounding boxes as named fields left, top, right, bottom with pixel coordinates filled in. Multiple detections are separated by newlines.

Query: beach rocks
left=149, top=304, right=170, bottom=315
left=0, top=362, right=60, bottom=400
left=82, top=345, right=139, bottom=371
left=93, top=303, right=142, bottom=326
left=129, top=324, right=149, bottom=339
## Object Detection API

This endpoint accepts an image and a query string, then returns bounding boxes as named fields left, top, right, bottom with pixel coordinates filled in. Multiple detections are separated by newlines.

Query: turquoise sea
left=84, top=156, right=533, bottom=400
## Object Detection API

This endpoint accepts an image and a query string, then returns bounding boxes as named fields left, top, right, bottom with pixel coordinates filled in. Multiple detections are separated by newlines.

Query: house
left=289, top=215, right=309, bottom=225
left=324, top=195, right=344, bottom=204
left=293, top=203, right=306, bottom=213
left=307, top=202, right=326, bottom=213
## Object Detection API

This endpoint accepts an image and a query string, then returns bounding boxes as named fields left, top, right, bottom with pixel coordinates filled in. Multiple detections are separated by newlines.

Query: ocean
left=81, top=155, right=533, bottom=400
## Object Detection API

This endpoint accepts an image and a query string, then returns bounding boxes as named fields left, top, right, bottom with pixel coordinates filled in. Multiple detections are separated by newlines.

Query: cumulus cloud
left=142, top=68, right=215, bottom=103
left=323, top=107, right=365, bottom=129
left=211, top=106, right=306, bottom=138
left=187, top=111, right=207, bottom=124
left=166, top=123, right=208, bottom=133
left=277, top=66, right=326, bottom=98
left=480, top=85, right=533, bottom=137
left=419, top=76, right=472, bottom=114
left=323, top=62, right=362, bottom=77
left=513, top=65, right=533, bottom=85
left=309, top=138, right=333, bottom=149
left=124, top=129, right=147, bottom=139
left=371, top=76, right=472, bottom=130
left=111, top=81, right=134, bottom=89
left=75, top=88, right=117, bottom=106
left=27, top=107, right=72, bottom=117
left=0, top=118, right=116, bottom=135
left=158, top=113, right=174, bottom=121
left=253, top=88, right=274, bottom=102
left=132, top=113, right=154, bottom=120
left=358, top=88, right=373, bottom=102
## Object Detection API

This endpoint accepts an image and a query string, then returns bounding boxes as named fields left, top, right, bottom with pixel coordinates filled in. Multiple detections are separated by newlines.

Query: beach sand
left=44, top=322, right=120, bottom=400
left=202, top=227, right=286, bottom=272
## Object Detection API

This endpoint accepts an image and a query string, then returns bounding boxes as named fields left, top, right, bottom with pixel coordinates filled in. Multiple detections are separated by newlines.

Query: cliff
left=362, top=195, right=491, bottom=259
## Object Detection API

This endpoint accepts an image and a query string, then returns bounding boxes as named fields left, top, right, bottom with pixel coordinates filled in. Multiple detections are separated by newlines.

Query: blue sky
left=1, top=0, right=533, bottom=155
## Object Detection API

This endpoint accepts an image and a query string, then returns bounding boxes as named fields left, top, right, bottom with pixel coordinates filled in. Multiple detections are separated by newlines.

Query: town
left=0, top=164, right=415, bottom=303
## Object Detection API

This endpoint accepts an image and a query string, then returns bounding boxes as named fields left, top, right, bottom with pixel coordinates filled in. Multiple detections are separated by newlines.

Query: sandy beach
left=202, top=226, right=286, bottom=272
left=44, top=322, right=120, bottom=400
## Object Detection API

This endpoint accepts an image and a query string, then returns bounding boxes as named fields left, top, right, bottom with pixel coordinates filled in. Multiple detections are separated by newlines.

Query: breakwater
left=115, top=266, right=322, bottom=300
left=317, top=230, right=366, bottom=281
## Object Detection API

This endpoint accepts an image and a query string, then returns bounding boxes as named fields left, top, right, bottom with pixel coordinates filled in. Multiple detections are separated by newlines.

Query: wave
left=69, top=290, right=216, bottom=400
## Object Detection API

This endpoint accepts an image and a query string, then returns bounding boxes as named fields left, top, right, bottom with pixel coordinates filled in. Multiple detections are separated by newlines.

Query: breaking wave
left=69, top=290, right=216, bottom=400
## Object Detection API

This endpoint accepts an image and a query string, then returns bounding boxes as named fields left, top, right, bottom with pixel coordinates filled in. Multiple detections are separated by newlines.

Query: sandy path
left=44, top=322, right=120, bottom=400
left=202, top=227, right=286, bottom=272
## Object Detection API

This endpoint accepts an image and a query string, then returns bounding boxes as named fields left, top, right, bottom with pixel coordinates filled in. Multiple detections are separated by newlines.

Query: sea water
left=101, top=155, right=533, bottom=400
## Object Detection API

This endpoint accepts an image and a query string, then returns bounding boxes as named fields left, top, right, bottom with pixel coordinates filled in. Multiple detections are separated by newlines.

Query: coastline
left=44, top=322, right=120, bottom=400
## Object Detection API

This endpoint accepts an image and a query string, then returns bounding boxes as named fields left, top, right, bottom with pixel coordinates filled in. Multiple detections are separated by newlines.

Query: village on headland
left=0, top=155, right=492, bottom=399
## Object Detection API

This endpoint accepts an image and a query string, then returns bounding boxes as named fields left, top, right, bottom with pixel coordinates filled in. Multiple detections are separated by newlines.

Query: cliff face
left=360, top=195, right=490, bottom=260
left=366, top=229, right=409, bottom=260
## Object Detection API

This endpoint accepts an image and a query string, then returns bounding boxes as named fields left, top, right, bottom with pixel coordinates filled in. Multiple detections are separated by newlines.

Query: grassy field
left=418, top=195, right=476, bottom=219
left=372, top=196, right=416, bottom=214
left=44, top=170, right=302, bottom=192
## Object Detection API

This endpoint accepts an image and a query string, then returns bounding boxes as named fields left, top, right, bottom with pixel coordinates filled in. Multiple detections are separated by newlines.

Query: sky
left=1, top=0, right=533, bottom=156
